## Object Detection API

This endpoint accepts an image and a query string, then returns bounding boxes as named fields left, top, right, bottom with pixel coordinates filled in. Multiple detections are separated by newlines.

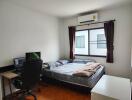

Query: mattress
left=42, top=63, right=105, bottom=88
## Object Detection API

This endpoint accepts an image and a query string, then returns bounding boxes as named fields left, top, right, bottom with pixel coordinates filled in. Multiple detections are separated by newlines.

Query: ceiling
left=7, top=0, right=132, bottom=18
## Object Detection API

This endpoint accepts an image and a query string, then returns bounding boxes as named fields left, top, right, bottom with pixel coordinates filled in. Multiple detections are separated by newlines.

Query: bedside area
left=91, top=75, right=131, bottom=100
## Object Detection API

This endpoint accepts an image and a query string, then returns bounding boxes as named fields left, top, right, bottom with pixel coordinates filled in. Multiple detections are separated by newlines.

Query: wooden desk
left=91, top=75, right=131, bottom=100
left=1, top=71, right=19, bottom=99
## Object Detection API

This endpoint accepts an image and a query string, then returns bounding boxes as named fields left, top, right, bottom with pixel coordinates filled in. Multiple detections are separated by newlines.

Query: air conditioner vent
left=78, top=13, right=98, bottom=24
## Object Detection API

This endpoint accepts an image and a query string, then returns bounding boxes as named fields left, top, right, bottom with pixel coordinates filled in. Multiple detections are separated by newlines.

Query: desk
left=1, top=71, right=19, bottom=99
left=91, top=75, right=131, bottom=100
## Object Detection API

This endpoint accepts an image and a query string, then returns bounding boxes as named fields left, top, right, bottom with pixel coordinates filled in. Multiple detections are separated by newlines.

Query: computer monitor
left=14, top=57, right=25, bottom=70
left=26, top=52, right=41, bottom=62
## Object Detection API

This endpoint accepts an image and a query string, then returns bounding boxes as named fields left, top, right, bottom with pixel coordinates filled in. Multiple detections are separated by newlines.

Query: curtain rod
left=75, top=19, right=115, bottom=27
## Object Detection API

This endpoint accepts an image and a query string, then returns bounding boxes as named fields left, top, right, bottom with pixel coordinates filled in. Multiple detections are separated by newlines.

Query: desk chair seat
left=13, top=60, right=42, bottom=100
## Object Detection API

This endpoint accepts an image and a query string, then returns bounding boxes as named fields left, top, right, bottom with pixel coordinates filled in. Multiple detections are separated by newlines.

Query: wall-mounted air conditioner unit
left=78, top=13, right=98, bottom=24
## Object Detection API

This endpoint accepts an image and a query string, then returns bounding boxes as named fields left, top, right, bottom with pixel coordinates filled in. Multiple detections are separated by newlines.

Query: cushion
left=48, top=62, right=62, bottom=68
left=57, top=60, right=70, bottom=65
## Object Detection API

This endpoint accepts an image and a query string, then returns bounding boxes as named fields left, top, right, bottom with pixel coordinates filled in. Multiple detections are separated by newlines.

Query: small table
left=1, top=71, right=19, bottom=99
left=91, top=75, right=131, bottom=100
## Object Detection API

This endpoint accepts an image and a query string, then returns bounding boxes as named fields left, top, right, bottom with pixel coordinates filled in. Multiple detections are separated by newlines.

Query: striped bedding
left=42, top=62, right=105, bottom=88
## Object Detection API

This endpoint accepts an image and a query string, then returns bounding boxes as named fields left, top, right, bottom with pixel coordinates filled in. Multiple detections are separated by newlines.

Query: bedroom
left=0, top=0, right=132, bottom=100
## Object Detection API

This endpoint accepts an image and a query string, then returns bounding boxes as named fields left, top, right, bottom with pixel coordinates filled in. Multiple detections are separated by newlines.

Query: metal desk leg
left=8, top=80, right=13, bottom=99
left=2, top=77, right=5, bottom=100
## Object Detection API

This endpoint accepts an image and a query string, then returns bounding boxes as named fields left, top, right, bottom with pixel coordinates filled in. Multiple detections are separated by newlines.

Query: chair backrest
left=21, top=60, right=42, bottom=89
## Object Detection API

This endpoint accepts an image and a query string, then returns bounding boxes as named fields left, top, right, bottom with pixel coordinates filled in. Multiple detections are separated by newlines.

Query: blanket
left=72, top=63, right=101, bottom=77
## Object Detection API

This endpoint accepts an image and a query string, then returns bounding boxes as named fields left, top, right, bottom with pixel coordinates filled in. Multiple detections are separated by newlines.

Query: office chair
left=13, top=60, right=42, bottom=100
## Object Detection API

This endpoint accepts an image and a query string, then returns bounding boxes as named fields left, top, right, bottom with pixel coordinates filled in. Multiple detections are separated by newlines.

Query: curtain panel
left=69, top=26, right=76, bottom=59
left=104, top=21, right=114, bottom=63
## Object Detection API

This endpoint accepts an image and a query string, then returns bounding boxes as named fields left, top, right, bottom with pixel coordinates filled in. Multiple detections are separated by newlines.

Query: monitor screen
left=26, top=52, right=41, bottom=61
left=14, top=57, right=25, bottom=69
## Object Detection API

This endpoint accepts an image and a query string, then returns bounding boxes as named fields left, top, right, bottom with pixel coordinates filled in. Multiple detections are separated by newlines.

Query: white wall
left=0, top=0, right=62, bottom=67
left=0, top=0, right=64, bottom=98
left=61, top=5, right=132, bottom=78
left=131, top=6, right=132, bottom=68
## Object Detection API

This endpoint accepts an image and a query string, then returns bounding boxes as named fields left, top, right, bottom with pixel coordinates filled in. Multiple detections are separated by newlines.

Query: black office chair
left=13, top=60, right=42, bottom=100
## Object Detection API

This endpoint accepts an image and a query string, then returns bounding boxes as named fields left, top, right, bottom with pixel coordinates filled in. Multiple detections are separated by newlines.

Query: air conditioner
left=78, top=13, right=98, bottom=23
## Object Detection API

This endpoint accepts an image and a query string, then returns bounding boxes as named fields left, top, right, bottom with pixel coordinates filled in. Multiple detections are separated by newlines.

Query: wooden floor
left=25, top=83, right=91, bottom=100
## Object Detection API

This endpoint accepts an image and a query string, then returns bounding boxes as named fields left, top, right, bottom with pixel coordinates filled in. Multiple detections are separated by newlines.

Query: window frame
left=75, top=27, right=106, bottom=58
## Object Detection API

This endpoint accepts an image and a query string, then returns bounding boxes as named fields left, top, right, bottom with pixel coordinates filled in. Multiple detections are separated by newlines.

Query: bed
left=41, top=59, right=105, bottom=88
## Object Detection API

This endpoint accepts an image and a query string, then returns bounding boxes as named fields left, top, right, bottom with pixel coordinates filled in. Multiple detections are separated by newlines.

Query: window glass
left=76, top=36, right=85, bottom=48
left=89, top=29, right=106, bottom=56
left=75, top=30, right=88, bottom=55
left=75, top=28, right=106, bottom=57
left=97, top=34, right=106, bottom=49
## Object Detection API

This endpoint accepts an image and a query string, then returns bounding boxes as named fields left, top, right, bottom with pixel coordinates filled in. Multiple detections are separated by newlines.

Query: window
left=76, top=36, right=85, bottom=48
left=75, top=28, right=107, bottom=57
left=75, top=30, right=88, bottom=55
left=97, top=34, right=106, bottom=49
